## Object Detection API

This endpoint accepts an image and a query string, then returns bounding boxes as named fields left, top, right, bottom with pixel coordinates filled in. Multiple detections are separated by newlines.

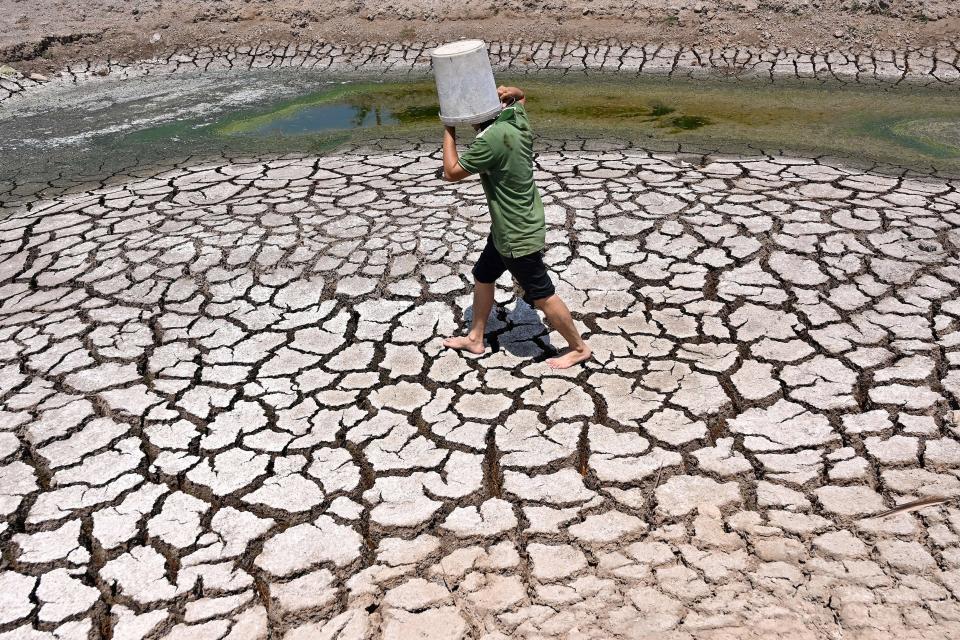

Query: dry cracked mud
left=3, top=0, right=960, bottom=73
left=4, top=40, right=960, bottom=105
left=3, top=137, right=960, bottom=640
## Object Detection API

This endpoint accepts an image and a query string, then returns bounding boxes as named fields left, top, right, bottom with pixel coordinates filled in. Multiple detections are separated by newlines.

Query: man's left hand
left=497, top=85, right=524, bottom=106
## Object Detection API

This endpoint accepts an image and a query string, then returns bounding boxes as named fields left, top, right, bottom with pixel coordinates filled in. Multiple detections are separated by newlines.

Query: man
left=440, top=85, right=591, bottom=369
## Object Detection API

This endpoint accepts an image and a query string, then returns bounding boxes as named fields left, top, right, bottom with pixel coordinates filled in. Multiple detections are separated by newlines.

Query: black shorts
left=471, top=235, right=556, bottom=305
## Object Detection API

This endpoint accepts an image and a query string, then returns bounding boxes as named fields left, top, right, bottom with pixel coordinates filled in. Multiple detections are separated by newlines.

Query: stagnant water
left=3, top=69, right=960, bottom=200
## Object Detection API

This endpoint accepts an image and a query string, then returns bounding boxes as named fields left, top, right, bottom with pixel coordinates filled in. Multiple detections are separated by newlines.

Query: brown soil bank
left=2, top=1, right=958, bottom=74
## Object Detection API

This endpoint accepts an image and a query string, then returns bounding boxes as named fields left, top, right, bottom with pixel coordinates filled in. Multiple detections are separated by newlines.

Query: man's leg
left=506, top=249, right=591, bottom=369
left=443, top=280, right=495, bottom=354
left=534, top=294, right=592, bottom=369
left=443, top=236, right=504, bottom=354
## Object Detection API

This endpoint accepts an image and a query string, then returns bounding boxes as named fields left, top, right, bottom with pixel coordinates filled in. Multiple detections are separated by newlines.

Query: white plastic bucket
left=430, top=40, right=502, bottom=126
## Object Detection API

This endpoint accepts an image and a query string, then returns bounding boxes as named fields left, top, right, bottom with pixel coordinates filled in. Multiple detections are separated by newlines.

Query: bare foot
left=546, top=346, right=592, bottom=369
left=442, top=335, right=486, bottom=355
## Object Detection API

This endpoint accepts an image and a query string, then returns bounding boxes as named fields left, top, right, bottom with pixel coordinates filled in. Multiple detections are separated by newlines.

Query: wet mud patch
left=867, top=117, right=960, bottom=159
left=667, top=114, right=711, bottom=131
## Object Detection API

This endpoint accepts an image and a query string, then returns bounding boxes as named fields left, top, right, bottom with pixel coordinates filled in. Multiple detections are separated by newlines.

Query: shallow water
left=3, top=69, right=960, bottom=198
left=255, top=103, right=399, bottom=133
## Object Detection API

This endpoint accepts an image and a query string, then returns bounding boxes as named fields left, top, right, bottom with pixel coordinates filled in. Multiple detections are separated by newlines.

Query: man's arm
left=442, top=126, right=471, bottom=182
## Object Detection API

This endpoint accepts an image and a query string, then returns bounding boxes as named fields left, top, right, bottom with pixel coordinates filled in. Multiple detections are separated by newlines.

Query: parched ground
left=4, top=39, right=960, bottom=108
left=2, top=139, right=960, bottom=639
left=2, top=0, right=959, bottom=75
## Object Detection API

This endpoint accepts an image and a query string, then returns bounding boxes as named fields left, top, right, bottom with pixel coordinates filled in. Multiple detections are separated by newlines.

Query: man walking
left=440, top=85, right=591, bottom=369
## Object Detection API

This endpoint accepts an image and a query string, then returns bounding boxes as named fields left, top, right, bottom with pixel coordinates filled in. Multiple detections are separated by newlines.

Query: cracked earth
left=3, top=137, right=960, bottom=639
left=4, top=40, right=960, bottom=104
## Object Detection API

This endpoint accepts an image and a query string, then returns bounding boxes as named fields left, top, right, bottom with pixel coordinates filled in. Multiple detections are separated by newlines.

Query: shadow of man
left=463, top=298, right=555, bottom=358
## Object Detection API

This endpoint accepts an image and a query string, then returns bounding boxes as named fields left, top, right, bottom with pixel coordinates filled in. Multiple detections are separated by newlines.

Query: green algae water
left=4, top=70, right=960, bottom=198
left=141, top=76, right=960, bottom=177
left=206, top=76, right=960, bottom=174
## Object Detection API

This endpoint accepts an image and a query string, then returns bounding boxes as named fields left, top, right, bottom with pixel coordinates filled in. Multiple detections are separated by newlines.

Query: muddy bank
left=1, top=0, right=959, bottom=75
left=4, top=39, right=960, bottom=107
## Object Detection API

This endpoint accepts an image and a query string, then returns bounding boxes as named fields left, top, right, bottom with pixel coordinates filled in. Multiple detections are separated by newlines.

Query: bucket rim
left=438, top=103, right=503, bottom=126
left=430, top=39, right=488, bottom=58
